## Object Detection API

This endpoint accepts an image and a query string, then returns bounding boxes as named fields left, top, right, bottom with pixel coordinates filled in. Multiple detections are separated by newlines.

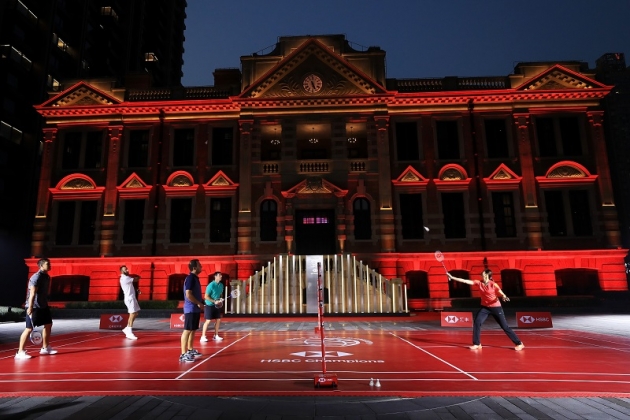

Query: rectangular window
left=55, top=201, right=75, bottom=245
left=485, top=119, right=509, bottom=158
left=128, top=130, right=149, bottom=167
left=536, top=117, right=557, bottom=157
left=173, top=128, right=195, bottom=167
left=442, top=193, right=466, bottom=238
left=170, top=198, right=191, bottom=243
left=211, top=127, right=233, bottom=165
left=84, top=131, right=103, bottom=169
left=436, top=120, right=460, bottom=159
left=78, top=201, right=97, bottom=245
left=395, top=122, right=419, bottom=161
left=210, top=197, right=232, bottom=242
left=62, top=132, right=82, bottom=169
left=569, top=190, right=592, bottom=236
left=123, top=199, right=145, bottom=244
left=545, top=191, right=566, bottom=236
left=559, top=117, right=582, bottom=156
left=492, top=192, right=516, bottom=238
left=399, top=193, right=424, bottom=239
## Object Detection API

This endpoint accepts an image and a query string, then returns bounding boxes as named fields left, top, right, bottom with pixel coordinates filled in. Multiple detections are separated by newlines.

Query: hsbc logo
left=291, top=351, right=352, bottom=358
left=444, top=315, right=470, bottom=323
left=179, top=315, right=185, bottom=322
left=109, top=315, right=123, bottom=323
left=520, top=315, right=550, bottom=323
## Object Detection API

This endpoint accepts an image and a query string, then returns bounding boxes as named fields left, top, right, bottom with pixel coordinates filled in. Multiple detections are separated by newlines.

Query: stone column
left=31, top=128, right=57, bottom=257
left=374, top=115, right=395, bottom=252
left=100, top=125, right=123, bottom=256
left=237, top=119, right=254, bottom=254
left=513, top=114, right=542, bottom=250
left=587, top=111, right=621, bottom=248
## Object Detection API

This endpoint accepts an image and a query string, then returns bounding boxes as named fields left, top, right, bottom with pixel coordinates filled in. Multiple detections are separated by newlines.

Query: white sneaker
left=213, top=335, right=223, bottom=341
left=15, top=350, right=31, bottom=360
left=126, top=333, right=138, bottom=340
left=200, top=336, right=208, bottom=343
left=122, top=327, right=131, bottom=335
left=40, top=346, right=57, bottom=355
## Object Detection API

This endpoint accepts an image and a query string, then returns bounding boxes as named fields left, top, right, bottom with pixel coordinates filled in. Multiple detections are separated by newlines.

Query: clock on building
left=303, top=73, right=323, bottom=93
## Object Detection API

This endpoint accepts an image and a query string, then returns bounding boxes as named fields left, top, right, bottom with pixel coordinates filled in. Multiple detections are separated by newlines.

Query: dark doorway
left=295, top=209, right=336, bottom=255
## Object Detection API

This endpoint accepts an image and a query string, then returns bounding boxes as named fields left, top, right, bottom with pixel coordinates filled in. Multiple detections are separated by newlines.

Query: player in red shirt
left=448, top=269, right=524, bottom=351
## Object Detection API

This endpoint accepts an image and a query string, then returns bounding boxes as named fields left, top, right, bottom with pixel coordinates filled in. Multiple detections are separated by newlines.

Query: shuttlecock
left=375, top=379, right=381, bottom=387
left=423, top=226, right=430, bottom=232
left=369, top=378, right=374, bottom=386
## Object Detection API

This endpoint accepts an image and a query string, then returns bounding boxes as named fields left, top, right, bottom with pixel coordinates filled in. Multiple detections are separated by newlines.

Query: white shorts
left=124, top=295, right=141, bottom=313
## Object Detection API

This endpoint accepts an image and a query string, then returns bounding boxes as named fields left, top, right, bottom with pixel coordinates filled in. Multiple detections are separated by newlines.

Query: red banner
left=99, top=314, right=129, bottom=330
left=169, top=313, right=205, bottom=328
left=440, top=311, right=473, bottom=327
left=516, top=312, right=553, bottom=328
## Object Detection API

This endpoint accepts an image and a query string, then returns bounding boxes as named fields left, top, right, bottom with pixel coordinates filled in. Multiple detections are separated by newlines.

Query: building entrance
left=295, top=209, right=336, bottom=255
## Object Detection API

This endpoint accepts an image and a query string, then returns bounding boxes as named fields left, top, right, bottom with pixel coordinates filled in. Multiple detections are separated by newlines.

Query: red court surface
left=2, top=322, right=630, bottom=398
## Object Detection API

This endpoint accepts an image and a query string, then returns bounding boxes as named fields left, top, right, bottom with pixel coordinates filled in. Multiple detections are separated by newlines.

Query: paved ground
left=1, top=312, right=630, bottom=419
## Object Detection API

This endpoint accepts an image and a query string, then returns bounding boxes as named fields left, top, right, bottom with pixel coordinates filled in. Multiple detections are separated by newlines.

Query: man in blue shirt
left=179, top=259, right=205, bottom=362
left=201, top=271, right=224, bottom=342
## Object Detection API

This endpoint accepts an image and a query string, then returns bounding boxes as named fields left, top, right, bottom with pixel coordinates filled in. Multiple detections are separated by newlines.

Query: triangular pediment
left=40, top=82, right=121, bottom=107
left=516, top=65, right=607, bottom=91
left=204, top=170, right=237, bottom=187
left=119, top=173, right=149, bottom=189
left=484, top=164, right=522, bottom=190
left=282, top=177, right=348, bottom=197
left=240, top=38, right=387, bottom=99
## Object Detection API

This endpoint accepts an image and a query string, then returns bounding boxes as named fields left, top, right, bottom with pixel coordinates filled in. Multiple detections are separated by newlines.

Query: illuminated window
left=100, top=6, right=119, bottom=21
left=144, top=52, right=158, bottom=62
left=302, top=216, right=329, bottom=225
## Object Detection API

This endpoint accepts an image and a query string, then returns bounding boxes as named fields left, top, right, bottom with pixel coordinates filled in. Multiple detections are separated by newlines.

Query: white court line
left=176, top=332, right=251, bottom=380
left=391, top=333, right=478, bottom=380
left=549, top=330, right=630, bottom=347
left=0, top=333, right=110, bottom=360
left=527, top=331, right=630, bottom=353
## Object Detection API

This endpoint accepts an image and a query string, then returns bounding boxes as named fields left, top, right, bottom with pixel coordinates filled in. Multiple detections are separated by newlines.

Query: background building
left=23, top=35, right=630, bottom=312
left=0, top=0, right=187, bottom=304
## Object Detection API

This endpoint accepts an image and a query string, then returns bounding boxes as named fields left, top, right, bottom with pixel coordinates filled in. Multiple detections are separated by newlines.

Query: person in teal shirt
left=201, top=271, right=224, bottom=342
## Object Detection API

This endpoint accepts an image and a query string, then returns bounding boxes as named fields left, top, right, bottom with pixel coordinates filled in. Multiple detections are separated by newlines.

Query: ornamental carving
left=441, top=168, right=464, bottom=181
left=125, top=179, right=144, bottom=188
left=53, top=86, right=116, bottom=107
left=170, top=175, right=193, bottom=187
left=299, top=177, right=331, bottom=194
left=211, top=176, right=229, bottom=186
left=492, top=169, right=513, bottom=180
left=548, top=166, right=585, bottom=178
left=401, top=171, right=420, bottom=182
left=525, top=70, right=594, bottom=91
left=61, top=179, right=94, bottom=190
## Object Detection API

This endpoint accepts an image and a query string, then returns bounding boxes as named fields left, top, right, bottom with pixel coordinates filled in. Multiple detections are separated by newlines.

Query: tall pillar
left=100, top=125, right=122, bottom=256
left=374, top=115, right=395, bottom=252
left=513, top=114, right=542, bottom=250
left=588, top=111, right=621, bottom=248
left=237, top=119, right=253, bottom=254
left=31, top=128, right=57, bottom=257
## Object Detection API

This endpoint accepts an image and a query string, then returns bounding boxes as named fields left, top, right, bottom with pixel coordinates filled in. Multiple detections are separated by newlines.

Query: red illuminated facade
left=30, top=35, right=627, bottom=309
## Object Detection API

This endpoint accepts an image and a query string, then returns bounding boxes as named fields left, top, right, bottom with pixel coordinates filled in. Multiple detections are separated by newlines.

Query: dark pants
left=473, top=306, right=522, bottom=346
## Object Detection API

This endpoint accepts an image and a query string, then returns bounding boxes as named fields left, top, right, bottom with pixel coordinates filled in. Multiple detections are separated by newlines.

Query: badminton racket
left=434, top=250, right=450, bottom=280
left=28, top=315, right=43, bottom=346
left=215, top=289, right=241, bottom=308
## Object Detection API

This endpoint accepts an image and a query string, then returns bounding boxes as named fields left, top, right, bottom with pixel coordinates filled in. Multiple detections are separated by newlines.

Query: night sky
left=182, top=0, right=630, bottom=87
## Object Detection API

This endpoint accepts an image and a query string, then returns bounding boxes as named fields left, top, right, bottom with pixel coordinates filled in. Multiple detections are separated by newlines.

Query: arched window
left=500, top=269, right=524, bottom=297
left=353, top=198, right=371, bottom=240
left=406, top=271, right=429, bottom=299
left=448, top=270, right=472, bottom=298
left=260, top=199, right=277, bottom=241
left=168, top=274, right=186, bottom=300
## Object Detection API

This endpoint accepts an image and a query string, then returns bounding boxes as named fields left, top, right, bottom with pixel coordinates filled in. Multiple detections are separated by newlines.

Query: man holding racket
left=119, top=265, right=140, bottom=340
left=180, top=259, right=205, bottom=362
left=447, top=270, right=525, bottom=351
left=200, top=271, right=224, bottom=342
left=16, top=258, right=57, bottom=359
